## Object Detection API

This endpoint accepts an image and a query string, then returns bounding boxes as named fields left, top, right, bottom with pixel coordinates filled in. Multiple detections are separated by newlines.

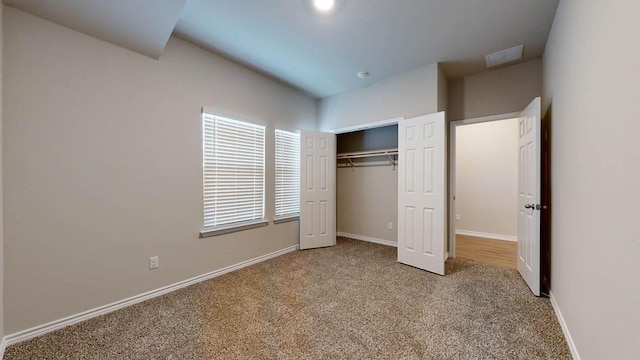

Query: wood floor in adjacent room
left=455, top=234, right=518, bottom=269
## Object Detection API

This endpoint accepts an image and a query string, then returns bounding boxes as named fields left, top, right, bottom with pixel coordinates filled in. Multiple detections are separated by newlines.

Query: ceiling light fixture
left=357, top=71, right=369, bottom=79
left=313, top=0, right=335, bottom=12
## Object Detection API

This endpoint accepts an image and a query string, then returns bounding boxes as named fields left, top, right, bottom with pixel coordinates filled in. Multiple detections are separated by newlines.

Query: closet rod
left=336, top=148, right=398, bottom=160
left=336, top=148, right=398, bottom=169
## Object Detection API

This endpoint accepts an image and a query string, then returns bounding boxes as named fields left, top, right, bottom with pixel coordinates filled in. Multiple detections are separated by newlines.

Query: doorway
left=331, top=119, right=401, bottom=248
left=448, top=112, right=521, bottom=267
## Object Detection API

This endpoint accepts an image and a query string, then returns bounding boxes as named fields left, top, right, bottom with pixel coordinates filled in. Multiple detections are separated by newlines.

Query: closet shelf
left=336, top=148, right=398, bottom=169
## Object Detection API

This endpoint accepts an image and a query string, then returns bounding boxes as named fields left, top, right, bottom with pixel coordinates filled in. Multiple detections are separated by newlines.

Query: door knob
left=524, top=204, right=546, bottom=210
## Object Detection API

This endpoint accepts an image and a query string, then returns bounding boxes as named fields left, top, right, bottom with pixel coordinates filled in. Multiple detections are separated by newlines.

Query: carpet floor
left=5, top=237, right=571, bottom=359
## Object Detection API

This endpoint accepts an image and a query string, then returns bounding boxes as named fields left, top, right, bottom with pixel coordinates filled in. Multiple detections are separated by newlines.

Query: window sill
left=273, top=215, right=300, bottom=224
left=200, top=220, right=269, bottom=238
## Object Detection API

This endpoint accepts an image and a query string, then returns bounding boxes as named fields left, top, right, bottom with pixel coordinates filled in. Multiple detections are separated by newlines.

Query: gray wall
left=448, top=59, right=542, bottom=121
left=3, top=8, right=317, bottom=334
left=336, top=164, right=398, bottom=242
left=542, top=1, right=640, bottom=358
left=319, top=64, right=439, bottom=244
left=437, top=64, right=448, bottom=113
left=337, top=126, right=398, bottom=153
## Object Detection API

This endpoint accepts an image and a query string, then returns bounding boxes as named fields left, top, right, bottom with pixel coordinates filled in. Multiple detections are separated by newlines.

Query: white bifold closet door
left=397, top=112, right=447, bottom=275
left=299, top=131, right=336, bottom=250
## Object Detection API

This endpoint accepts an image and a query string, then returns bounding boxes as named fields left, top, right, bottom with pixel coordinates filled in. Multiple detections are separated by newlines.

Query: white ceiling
left=4, top=0, right=559, bottom=98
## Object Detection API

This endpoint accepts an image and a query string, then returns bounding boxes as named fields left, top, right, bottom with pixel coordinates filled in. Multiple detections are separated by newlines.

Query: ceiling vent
left=485, top=45, right=524, bottom=68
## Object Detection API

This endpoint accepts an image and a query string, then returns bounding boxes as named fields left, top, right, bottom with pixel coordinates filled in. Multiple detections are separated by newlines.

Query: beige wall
left=455, top=119, right=518, bottom=238
left=543, top=1, right=640, bottom=359
left=3, top=8, right=317, bottom=334
left=448, top=59, right=542, bottom=121
left=318, top=63, right=439, bottom=131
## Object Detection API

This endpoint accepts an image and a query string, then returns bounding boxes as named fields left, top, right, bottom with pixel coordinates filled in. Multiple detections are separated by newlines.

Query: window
left=274, top=129, right=300, bottom=221
left=202, top=112, right=266, bottom=236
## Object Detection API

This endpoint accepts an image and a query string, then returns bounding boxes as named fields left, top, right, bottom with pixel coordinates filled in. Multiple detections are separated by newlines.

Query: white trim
left=337, top=232, right=397, bottom=247
left=455, top=229, right=517, bottom=242
left=330, top=117, right=403, bottom=134
left=200, top=219, right=269, bottom=238
left=201, top=107, right=268, bottom=128
left=0, top=337, right=6, bottom=359
left=337, top=159, right=395, bottom=168
left=550, top=292, right=581, bottom=360
left=451, top=111, right=520, bottom=126
left=274, top=125, right=300, bottom=134
left=3, top=245, right=299, bottom=347
left=273, top=215, right=299, bottom=224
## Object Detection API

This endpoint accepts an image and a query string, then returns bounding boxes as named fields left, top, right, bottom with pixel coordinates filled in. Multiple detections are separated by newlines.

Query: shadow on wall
left=336, top=126, right=398, bottom=153
left=439, top=60, right=487, bottom=83
left=337, top=125, right=399, bottom=165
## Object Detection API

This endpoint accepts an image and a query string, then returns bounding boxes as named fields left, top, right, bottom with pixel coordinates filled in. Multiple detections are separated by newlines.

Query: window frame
left=200, top=111, right=268, bottom=238
left=274, top=128, right=301, bottom=223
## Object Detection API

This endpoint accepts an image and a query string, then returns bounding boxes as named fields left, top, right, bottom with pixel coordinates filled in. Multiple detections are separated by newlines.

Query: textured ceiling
left=4, top=0, right=559, bottom=98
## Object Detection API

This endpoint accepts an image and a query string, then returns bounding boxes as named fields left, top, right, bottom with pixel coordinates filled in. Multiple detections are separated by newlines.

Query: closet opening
left=334, top=123, right=400, bottom=248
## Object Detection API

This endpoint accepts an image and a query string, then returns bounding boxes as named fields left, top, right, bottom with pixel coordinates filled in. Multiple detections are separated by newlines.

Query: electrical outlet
left=388, top=222, right=393, bottom=230
left=149, top=256, right=159, bottom=270
left=455, top=214, right=461, bottom=221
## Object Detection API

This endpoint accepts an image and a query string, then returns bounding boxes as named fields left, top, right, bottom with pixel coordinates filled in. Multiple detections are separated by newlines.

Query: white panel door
left=517, top=97, right=541, bottom=296
left=398, top=112, right=447, bottom=275
left=300, top=131, right=336, bottom=250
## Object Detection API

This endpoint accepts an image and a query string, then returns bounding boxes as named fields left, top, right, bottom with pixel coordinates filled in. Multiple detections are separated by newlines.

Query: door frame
left=448, top=111, right=521, bottom=258
left=330, top=117, right=403, bottom=134
left=328, top=117, right=403, bottom=246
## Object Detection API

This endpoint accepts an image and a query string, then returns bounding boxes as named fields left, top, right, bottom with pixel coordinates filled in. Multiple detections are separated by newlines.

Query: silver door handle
left=524, top=204, right=546, bottom=210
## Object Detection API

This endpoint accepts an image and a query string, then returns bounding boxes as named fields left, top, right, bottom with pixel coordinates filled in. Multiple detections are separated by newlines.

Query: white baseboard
left=0, top=336, right=6, bottom=359
left=337, top=232, right=397, bottom=247
left=3, top=244, right=299, bottom=348
left=455, top=229, right=517, bottom=242
left=550, top=292, right=580, bottom=360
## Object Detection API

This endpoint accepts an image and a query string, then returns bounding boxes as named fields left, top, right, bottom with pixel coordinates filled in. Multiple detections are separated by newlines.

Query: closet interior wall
left=336, top=125, right=399, bottom=244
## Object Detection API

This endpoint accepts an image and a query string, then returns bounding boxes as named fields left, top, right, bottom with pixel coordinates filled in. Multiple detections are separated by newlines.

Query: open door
left=300, top=131, right=336, bottom=250
left=517, top=97, right=541, bottom=296
left=398, top=112, right=447, bottom=275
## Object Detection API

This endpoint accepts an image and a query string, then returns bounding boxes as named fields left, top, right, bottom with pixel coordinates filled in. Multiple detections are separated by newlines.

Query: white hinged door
left=517, top=97, right=541, bottom=296
left=398, top=112, right=447, bottom=275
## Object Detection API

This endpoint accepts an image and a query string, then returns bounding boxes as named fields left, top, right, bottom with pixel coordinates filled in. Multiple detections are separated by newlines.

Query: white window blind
left=203, top=113, right=265, bottom=230
left=275, top=129, right=300, bottom=219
